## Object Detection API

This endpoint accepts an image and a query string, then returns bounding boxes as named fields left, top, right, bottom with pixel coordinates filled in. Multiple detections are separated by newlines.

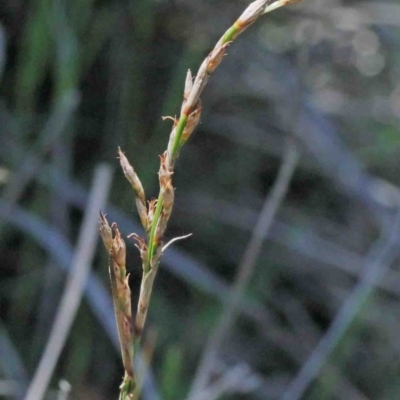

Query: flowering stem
left=146, top=113, right=189, bottom=266
left=101, top=2, right=303, bottom=399
left=169, top=114, right=189, bottom=161
left=145, top=7, right=257, bottom=263
left=222, top=24, right=240, bottom=43
left=146, top=192, right=163, bottom=270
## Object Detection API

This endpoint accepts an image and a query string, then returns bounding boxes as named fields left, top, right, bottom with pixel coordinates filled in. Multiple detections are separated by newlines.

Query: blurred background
left=2, top=0, right=400, bottom=399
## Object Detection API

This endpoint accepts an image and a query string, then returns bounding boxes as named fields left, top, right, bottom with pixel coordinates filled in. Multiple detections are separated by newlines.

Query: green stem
left=169, top=114, right=189, bottom=161
left=222, top=24, right=240, bottom=43
left=146, top=22, right=243, bottom=264
left=146, top=23, right=242, bottom=265
left=146, top=114, right=189, bottom=265
left=119, top=372, right=137, bottom=400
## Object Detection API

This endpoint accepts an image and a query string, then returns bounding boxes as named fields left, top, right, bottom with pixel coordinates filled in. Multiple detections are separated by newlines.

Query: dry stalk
left=98, top=1, right=303, bottom=399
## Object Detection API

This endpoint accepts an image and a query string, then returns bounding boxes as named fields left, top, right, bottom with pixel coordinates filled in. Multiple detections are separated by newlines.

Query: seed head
left=99, top=212, right=113, bottom=251
left=111, top=223, right=126, bottom=267
left=236, top=0, right=270, bottom=29
left=182, top=100, right=201, bottom=143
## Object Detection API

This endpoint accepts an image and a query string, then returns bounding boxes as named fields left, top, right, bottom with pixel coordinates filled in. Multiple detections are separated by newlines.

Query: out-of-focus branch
left=187, top=140, right=299, bottom=399
left=23, top=164, right=113, bottom=400
left=280, top=205, right=400, bottom=400
left=180, top=193, right=400, bottom=298
left=0, top=322, right=28, bottom=397
left=187, top=9, right=309, bottom=395
left=0, top=91, right=78, bottom=209
left=189, top=362, right=261, bottom=400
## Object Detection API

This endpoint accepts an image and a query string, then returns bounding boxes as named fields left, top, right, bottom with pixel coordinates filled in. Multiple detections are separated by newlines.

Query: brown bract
left=182, top=69, right=194, bottom=113
left=207, top=42, right=231, bottom=75
left=111, top=223, right=127, bottom=267
left=182, top=101, right=202, bottom=143
left=128, top=233, right=148, bottom=263
left=147, top=199, right=157, bottom=232
left=146, top=153, right=175, bottom=246
left=118, top=147, right=148, bottom=230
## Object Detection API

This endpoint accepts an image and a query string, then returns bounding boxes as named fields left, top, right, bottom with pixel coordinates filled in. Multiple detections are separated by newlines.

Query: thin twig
left=280, top=205, right=400, bottom=400
left=180, top=193, right=400, bottom=298
left=32, top=119, right=74, bottom=368
left=23, top=164, right=113, bottom=400
left=187, top=139, right=299, bottom=399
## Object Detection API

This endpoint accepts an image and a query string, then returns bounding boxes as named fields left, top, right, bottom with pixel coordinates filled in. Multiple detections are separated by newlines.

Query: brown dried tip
left=158, top=152, right=173, bottom=182
left=128, top=233, right=148, bottom=262
left=147, top=199, right=157, bottom=232
left=111, top=223, right=126, bottom=267
left=158, top=152, right=174, bottom=223
left=161, top=182, right=174, bottom=220
left=99, top=212, right=113, bottom=250
left=181, top=70, right=194, bottom=114
left=236, top=0, right=270, bottom=29
left=118, top=147, right=145, bottom=202
left=118, top=147, right=148, bottom=229
left=184, top=69, right=193, bottom=100
left=182, top=100, right=201, bottom=143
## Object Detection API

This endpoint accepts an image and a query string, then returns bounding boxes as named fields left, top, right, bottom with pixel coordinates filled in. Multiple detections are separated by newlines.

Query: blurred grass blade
left=0, top=321, right=28, bottom=396
left=24, top=164, right=113, bottom=400
left=14, top=0, right=52, bottom=113
left=0, top=23, right=6, bottom=81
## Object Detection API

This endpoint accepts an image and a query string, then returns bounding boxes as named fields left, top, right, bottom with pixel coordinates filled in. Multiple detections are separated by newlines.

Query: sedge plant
left=98, top=0, right=302, bottom=399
